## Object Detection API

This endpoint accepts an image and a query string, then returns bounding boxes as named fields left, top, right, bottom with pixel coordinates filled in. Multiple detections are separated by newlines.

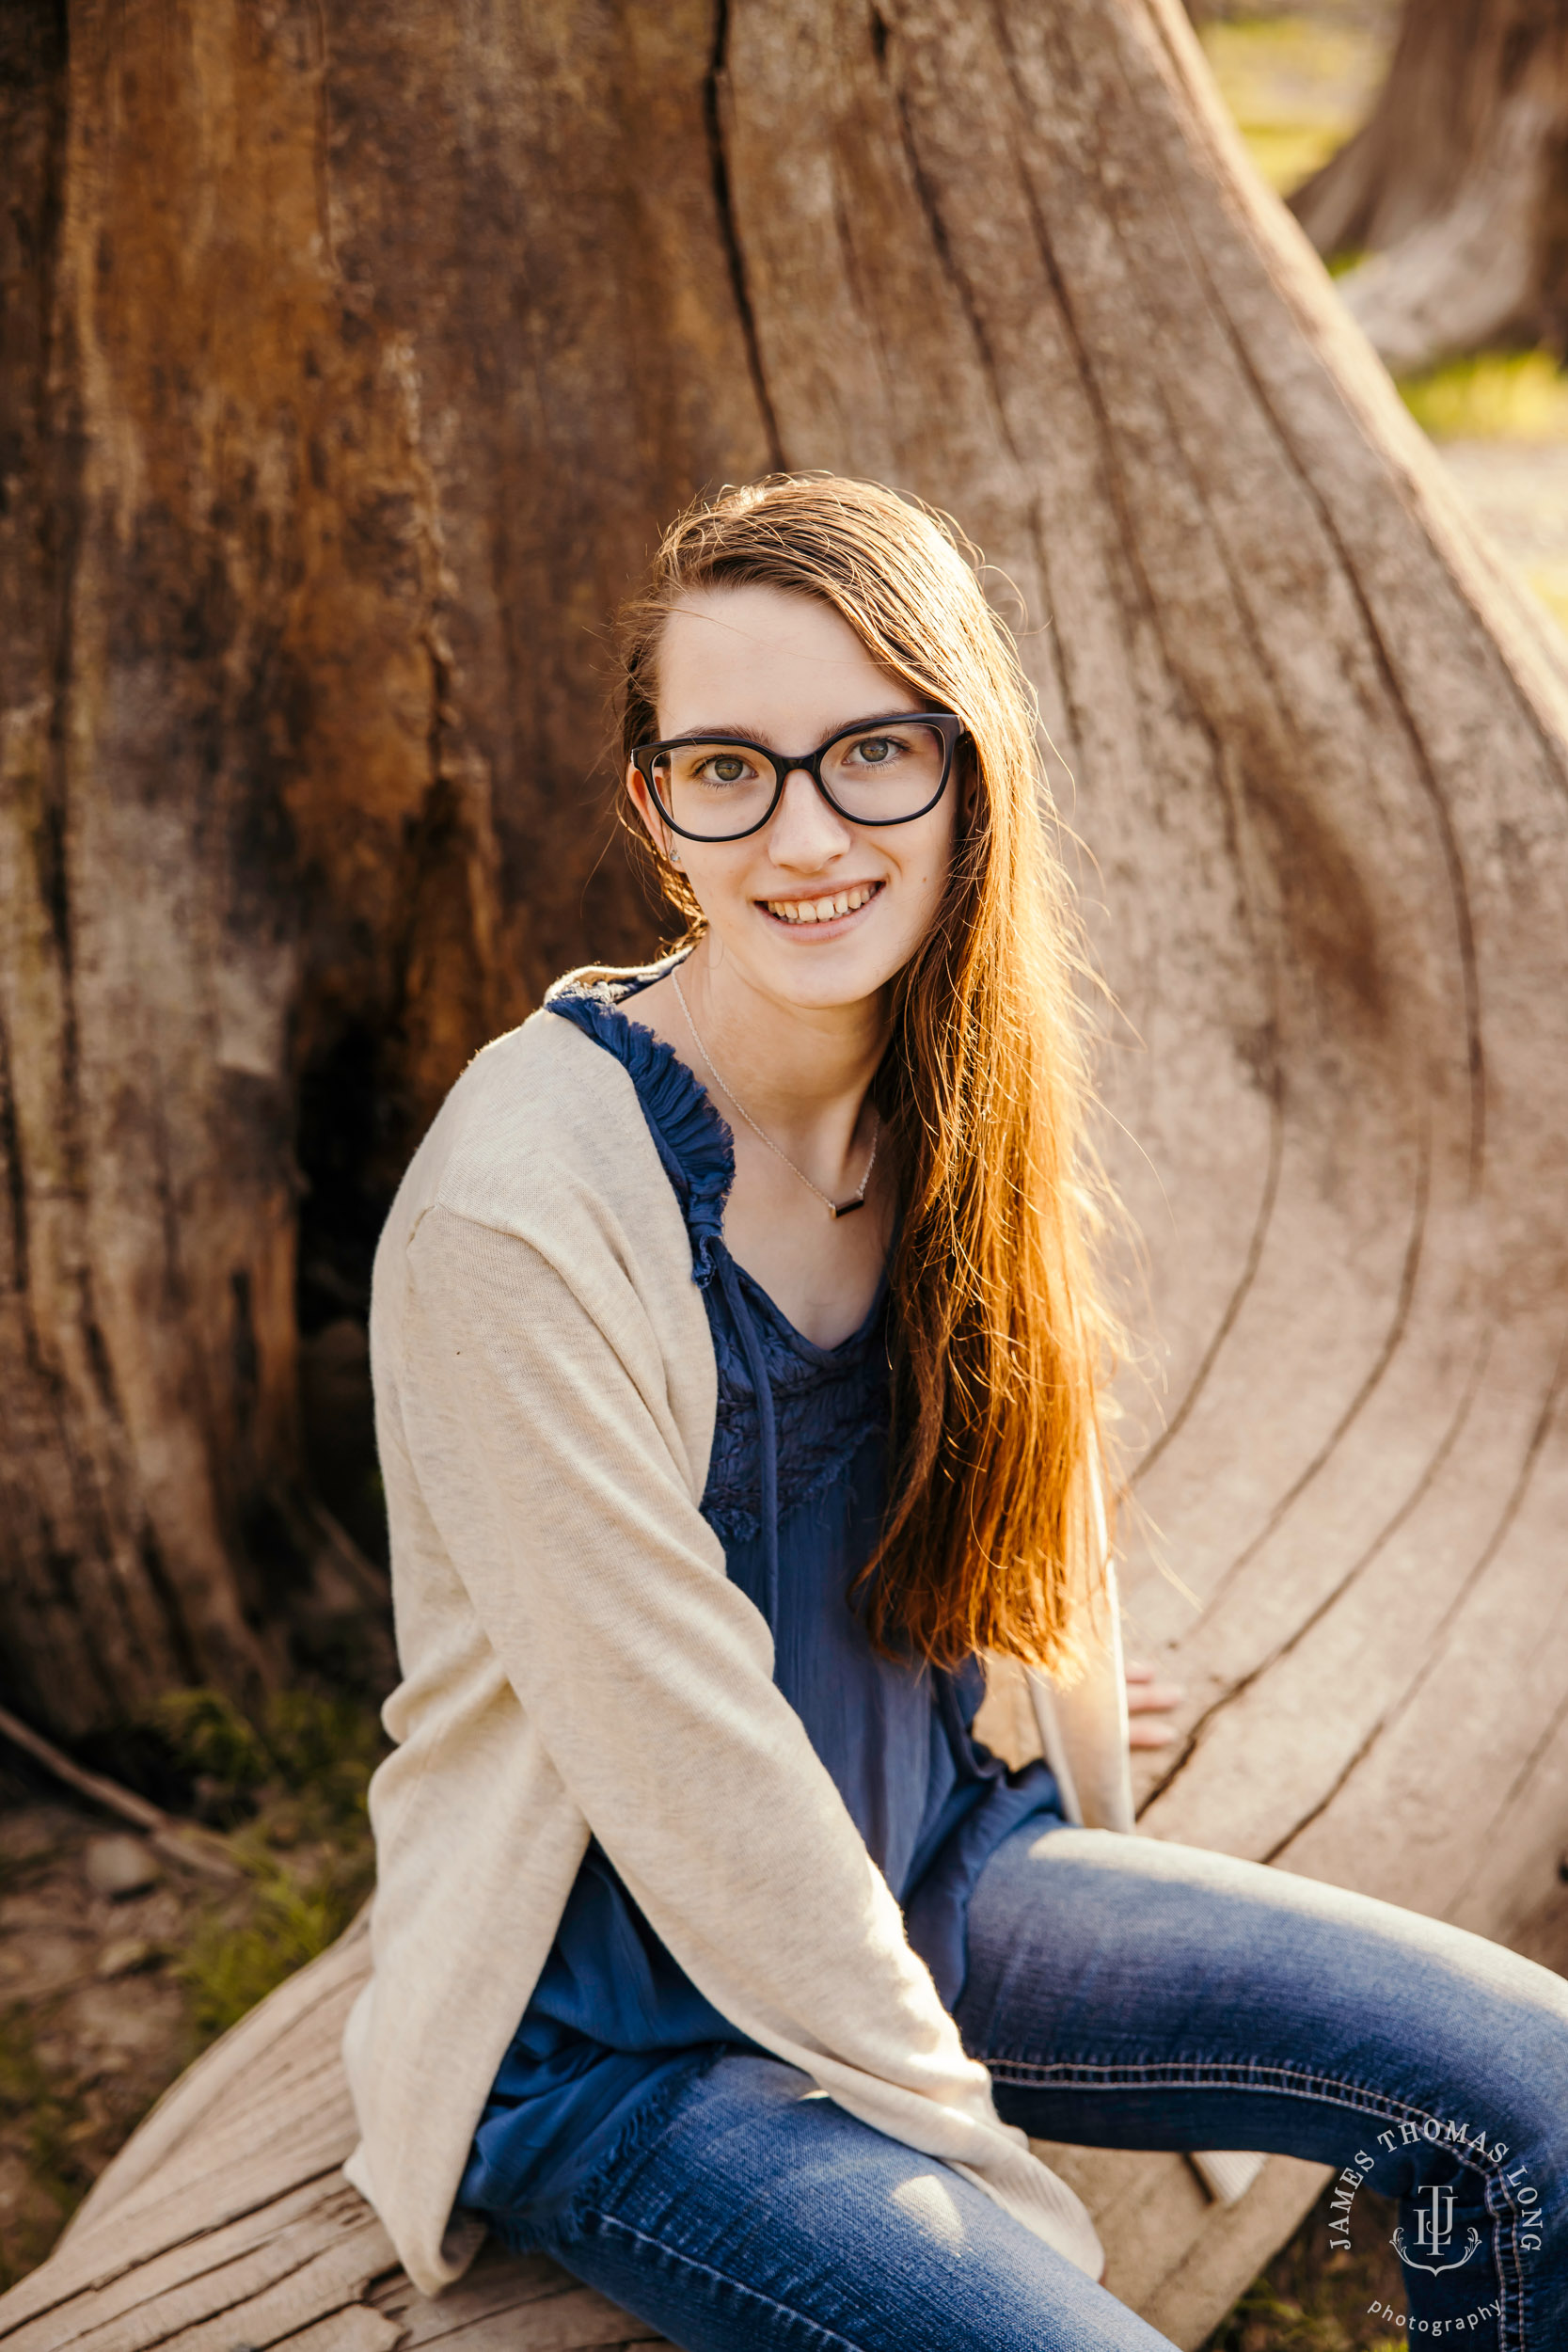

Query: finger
left=1128, top=1720, right=1177, bottom=1750
left=1125, top=1679, right=1184, bottom=1714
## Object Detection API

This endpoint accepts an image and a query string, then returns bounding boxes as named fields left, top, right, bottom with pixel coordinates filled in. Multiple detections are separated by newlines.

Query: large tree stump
left=3, top=0, right=1567, bottom=2343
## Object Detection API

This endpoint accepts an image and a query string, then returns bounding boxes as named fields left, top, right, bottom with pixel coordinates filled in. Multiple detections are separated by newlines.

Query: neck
left=677, top=936, right=887, bottom=1166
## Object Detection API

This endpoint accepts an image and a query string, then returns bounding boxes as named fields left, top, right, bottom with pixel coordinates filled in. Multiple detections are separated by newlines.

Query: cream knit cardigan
left=341, top=999, right=1134, bottom=2299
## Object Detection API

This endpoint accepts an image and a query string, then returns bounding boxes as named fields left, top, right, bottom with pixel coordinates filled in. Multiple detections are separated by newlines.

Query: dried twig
left=0, top=1699, right=243, bottom=1883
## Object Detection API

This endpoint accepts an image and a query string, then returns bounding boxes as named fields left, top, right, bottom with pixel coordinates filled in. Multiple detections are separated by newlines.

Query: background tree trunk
left=0, top=0, right=767, bottom=1746
left=1291, top=0, right=1568, bottom=370
left=4, top=0, right=1568, bottom=2338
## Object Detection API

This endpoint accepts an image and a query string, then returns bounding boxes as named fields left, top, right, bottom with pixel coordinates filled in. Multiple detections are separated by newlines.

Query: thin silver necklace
left=671, top=969, right=879, bottom=1220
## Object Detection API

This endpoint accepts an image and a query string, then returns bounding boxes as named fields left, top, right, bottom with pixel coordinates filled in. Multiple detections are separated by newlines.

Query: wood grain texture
left=2, top=0, right=1565, bottom=2343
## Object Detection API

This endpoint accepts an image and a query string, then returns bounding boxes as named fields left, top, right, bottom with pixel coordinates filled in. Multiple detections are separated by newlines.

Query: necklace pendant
left=671, top=967, right=879, bottom=1227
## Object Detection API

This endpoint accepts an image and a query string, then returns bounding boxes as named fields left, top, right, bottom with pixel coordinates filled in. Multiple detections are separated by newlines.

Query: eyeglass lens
left=651, top=722, right=948, bottom=840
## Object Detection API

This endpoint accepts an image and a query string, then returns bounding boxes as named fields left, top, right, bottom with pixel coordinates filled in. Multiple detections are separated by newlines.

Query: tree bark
left=1290, top=0, right=1568, bottom=370
left=0, top=2, right=1562, bottom=1810
left=0, top=0, right=767, bottom=1742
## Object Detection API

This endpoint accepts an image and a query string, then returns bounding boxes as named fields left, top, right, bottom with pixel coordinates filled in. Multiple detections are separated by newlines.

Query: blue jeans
left=525, top=1826, right=1568, bottom=2349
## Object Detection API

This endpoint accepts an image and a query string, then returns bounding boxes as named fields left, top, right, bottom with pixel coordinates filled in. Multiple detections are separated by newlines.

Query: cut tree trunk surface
left=1290, top=0, right=1568, bottom=371
left=3, top=0, right=1568, bottom=2344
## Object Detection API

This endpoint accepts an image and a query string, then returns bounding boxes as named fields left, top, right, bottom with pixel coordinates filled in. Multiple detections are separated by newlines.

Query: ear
left=626, top=762, right=680, bottom=865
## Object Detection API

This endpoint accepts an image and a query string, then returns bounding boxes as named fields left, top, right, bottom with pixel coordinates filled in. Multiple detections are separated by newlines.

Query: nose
left=765, top=765, right=853, bottom=870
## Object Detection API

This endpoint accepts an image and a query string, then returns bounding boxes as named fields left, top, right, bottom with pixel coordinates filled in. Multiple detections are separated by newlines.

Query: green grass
left=1198, top=17, right=1391, bottom=196
left=1397, top=348, right=1568, bottom=443
left=1520, top=564, right=1568, bottom=632
left=1208, top=2280, right=1405, bottom=2352
left=147, top=1687, right=383, bottom=2046
left=178, top=1848, right=371, bottom=2043
left=0, top=2003, right=92, bottom=2292
left=0, top=1688, right=383, bottom=2289
left=1396, top=351, right=1568, bottom=631
left=147, top=1685, right=383, bottom=1835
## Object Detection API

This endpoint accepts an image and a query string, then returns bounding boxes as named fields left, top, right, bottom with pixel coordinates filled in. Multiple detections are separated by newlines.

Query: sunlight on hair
left=617, top=475, right=1126, bottom=1677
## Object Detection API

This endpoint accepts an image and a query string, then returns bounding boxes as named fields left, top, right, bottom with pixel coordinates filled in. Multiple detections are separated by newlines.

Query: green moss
left=147, top=1688, right=273, bottom=1792
left=1207, top=2279, right=1406, bottom=2350
left=150, top=1685, right=384, bottom=2046
left=177, top=1845, right=372, bottom=2044
left=1397, top=349, right=1568, bottom=443
left=263, top=1688, right=384, bottom=1820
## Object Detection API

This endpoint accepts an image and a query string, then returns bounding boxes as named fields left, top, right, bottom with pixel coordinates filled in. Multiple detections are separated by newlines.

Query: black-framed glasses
left=632, top=711, right=966, bottom=843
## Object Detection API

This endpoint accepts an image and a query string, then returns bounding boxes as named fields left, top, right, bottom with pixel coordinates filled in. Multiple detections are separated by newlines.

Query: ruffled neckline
left=545, top=961, right=734, bottom=1286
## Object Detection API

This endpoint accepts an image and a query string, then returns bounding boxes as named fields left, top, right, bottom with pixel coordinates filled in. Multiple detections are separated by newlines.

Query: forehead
left=655, top=584, right=904, bottom=734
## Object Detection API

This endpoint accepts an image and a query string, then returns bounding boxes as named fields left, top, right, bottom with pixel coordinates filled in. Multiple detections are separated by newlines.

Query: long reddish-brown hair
left=618, top=475, right=1119, bottom=1677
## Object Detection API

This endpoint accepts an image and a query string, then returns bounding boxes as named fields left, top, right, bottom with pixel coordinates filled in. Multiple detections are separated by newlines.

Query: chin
left=752, top=928, right=915, bottom=1010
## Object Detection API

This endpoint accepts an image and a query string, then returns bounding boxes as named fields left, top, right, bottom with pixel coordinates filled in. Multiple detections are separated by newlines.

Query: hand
left=1125, top=1658, right=1183, bottom=1750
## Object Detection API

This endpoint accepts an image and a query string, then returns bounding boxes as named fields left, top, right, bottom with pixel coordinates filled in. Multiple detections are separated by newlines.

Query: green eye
left=856, top=738, right=895, bottom=764
left=711, top=756, right=747, bottom=784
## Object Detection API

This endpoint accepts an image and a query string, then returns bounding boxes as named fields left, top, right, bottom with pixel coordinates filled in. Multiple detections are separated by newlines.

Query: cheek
left=901, top=814, right=959, bottom=906
left=675, top=846, right=754, bottom=912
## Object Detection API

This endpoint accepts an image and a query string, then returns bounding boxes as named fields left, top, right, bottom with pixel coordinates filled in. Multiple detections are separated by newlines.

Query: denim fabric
left=523, top=1823, right=1568, bottom=2352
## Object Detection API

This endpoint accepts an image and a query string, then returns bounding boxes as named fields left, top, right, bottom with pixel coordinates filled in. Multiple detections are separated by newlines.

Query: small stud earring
left=670, top=846, right=683, bottom=867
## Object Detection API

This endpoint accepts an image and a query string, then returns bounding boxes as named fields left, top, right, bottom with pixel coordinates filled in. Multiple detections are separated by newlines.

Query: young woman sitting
left=343, top=475, right=1566, bottom=2352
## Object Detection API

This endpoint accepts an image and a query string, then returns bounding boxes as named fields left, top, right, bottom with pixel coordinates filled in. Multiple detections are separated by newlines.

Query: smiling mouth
left=760, top=880, right=883, bottom=926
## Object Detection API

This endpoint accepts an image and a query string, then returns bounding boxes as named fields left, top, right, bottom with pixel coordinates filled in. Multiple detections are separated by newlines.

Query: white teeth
left=765, top=882, right=877, bottom=924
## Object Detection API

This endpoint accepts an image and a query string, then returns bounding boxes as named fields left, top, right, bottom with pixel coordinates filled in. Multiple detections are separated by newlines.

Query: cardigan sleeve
left=393, top=1201, right=1102, bottom=2280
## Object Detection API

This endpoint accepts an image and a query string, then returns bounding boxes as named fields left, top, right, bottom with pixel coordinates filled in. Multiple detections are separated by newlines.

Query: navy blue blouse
left=457, top=966, right=1063, bottom=2242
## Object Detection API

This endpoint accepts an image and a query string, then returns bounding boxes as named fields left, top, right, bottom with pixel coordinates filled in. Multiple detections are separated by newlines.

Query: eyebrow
left=657, top=709, right=931, bottom=749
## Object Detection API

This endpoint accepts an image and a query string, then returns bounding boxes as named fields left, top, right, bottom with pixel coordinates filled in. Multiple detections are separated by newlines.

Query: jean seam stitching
left=579, top=2210, right=873, bottom=2352
left=986, top=2054, right=1528, bottom=2350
